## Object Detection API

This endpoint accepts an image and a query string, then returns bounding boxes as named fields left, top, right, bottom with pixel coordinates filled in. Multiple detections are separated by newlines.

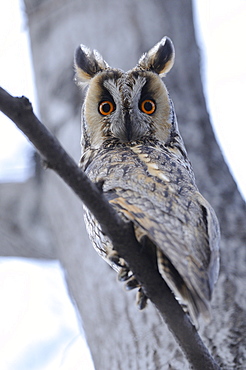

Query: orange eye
left=140, top=99, right=156, bottom=115
left=99, top=101, right=115, bottom=116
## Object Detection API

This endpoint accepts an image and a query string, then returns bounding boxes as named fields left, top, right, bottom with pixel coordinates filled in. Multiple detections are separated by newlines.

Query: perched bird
left=74, top=36, right=220, bottom=325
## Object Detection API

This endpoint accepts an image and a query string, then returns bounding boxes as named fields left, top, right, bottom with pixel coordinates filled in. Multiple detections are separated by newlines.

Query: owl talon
left=118, top=267, right=131, bottom=282
left=136, top=288, right=148, bottom=310
left=125, top=276, right=140, bottom=290
left=107, top=250, right=122, bottom=266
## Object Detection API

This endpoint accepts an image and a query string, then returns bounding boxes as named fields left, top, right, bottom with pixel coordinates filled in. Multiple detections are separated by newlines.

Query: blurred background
left=0, top=1, right=245, bottom=369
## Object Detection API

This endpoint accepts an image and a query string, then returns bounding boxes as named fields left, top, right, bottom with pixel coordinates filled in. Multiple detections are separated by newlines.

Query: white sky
left=194, top=0, right=246, bottom=199
left=0, top=0, right=35, bottom=182
left=0, top=1, right=246, bottom=369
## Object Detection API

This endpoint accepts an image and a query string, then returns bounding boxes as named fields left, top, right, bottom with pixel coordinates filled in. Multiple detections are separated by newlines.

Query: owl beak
left=124, top=111, right=133, bottom=142
left=112, top=110, right=139, bottom=142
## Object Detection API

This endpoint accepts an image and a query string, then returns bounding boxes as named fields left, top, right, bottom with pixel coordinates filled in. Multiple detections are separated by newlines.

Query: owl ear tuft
left=137, top=37, right=175, bottom=77
left=74, top=45, right=109, bottom=85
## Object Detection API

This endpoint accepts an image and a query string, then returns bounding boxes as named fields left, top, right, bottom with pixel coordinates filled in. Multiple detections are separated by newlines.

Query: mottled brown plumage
left=75, top=37, right=220, bottom=326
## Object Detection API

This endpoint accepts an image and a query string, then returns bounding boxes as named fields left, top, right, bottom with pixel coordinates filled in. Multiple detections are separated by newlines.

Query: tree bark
left=1, top=0, right=245, bottom=368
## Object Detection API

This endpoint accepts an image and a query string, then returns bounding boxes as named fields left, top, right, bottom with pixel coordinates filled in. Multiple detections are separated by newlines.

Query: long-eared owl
left=74, top=37, right=220, bottom=325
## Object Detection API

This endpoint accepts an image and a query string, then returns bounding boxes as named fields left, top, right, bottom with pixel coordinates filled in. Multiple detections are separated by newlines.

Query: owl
left=74, top=37, right=220, bottom=325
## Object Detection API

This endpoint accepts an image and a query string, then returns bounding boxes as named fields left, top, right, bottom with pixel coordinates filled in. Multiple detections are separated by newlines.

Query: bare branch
left=0, top=86, right=220, bottom=370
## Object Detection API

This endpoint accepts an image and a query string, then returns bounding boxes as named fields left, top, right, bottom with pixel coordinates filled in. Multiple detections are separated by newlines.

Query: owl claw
left=136, top=288, right=148, bottom=310
left=107, top=250, right=125, bottom=267
left=125, top=276, right=140, bottom=290
left=118, top=267, right=131, bottom=281
left=119, top=269, right=148, bottom=309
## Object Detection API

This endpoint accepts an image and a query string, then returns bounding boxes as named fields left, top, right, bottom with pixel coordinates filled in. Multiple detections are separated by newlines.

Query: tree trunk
left=1, top=0, right=245, bottom=368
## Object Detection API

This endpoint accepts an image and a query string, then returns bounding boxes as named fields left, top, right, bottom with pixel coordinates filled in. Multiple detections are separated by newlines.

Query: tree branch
left=0, top=86, right=220, bottom=370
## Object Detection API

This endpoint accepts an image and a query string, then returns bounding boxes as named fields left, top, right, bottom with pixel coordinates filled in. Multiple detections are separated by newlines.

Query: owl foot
left=119, top=269, right=149, bottom=309
left=109, top=251, right=149, bottom=310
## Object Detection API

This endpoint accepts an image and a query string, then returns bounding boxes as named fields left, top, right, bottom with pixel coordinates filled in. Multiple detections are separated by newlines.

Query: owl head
left=75, top=37, right=182, bottom=152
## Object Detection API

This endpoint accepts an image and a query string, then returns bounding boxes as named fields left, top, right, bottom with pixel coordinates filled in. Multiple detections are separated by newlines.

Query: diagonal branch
left=0, top=86, right=220, bottom=370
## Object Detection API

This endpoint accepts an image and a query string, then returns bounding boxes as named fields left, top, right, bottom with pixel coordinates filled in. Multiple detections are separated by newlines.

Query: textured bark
left=1, top=0, right=245, bottom=368
left=0, top=180, right=56, bottom=259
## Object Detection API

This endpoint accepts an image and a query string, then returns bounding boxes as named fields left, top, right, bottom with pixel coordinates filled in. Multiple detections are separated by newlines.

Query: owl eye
left=99, top=100, right=115, bottom=116
left=140, top=99, right=156, bottom=115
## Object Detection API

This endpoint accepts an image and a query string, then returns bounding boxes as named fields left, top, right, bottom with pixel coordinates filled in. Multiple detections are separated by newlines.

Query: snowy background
left=0, top=1, right=245, bottom=369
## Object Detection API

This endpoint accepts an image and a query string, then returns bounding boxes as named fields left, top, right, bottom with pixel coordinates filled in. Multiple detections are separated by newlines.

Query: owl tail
left=157, top=250, right=211, bottom=329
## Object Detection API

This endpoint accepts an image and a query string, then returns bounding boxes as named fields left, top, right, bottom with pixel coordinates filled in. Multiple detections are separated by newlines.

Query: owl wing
left=106, top=186, right=219, bottom=320
left=85, top=144, right=220, bottom=321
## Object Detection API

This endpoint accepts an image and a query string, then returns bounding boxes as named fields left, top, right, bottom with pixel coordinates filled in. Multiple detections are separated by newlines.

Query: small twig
left=0, top=86, right=220, bottom=370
